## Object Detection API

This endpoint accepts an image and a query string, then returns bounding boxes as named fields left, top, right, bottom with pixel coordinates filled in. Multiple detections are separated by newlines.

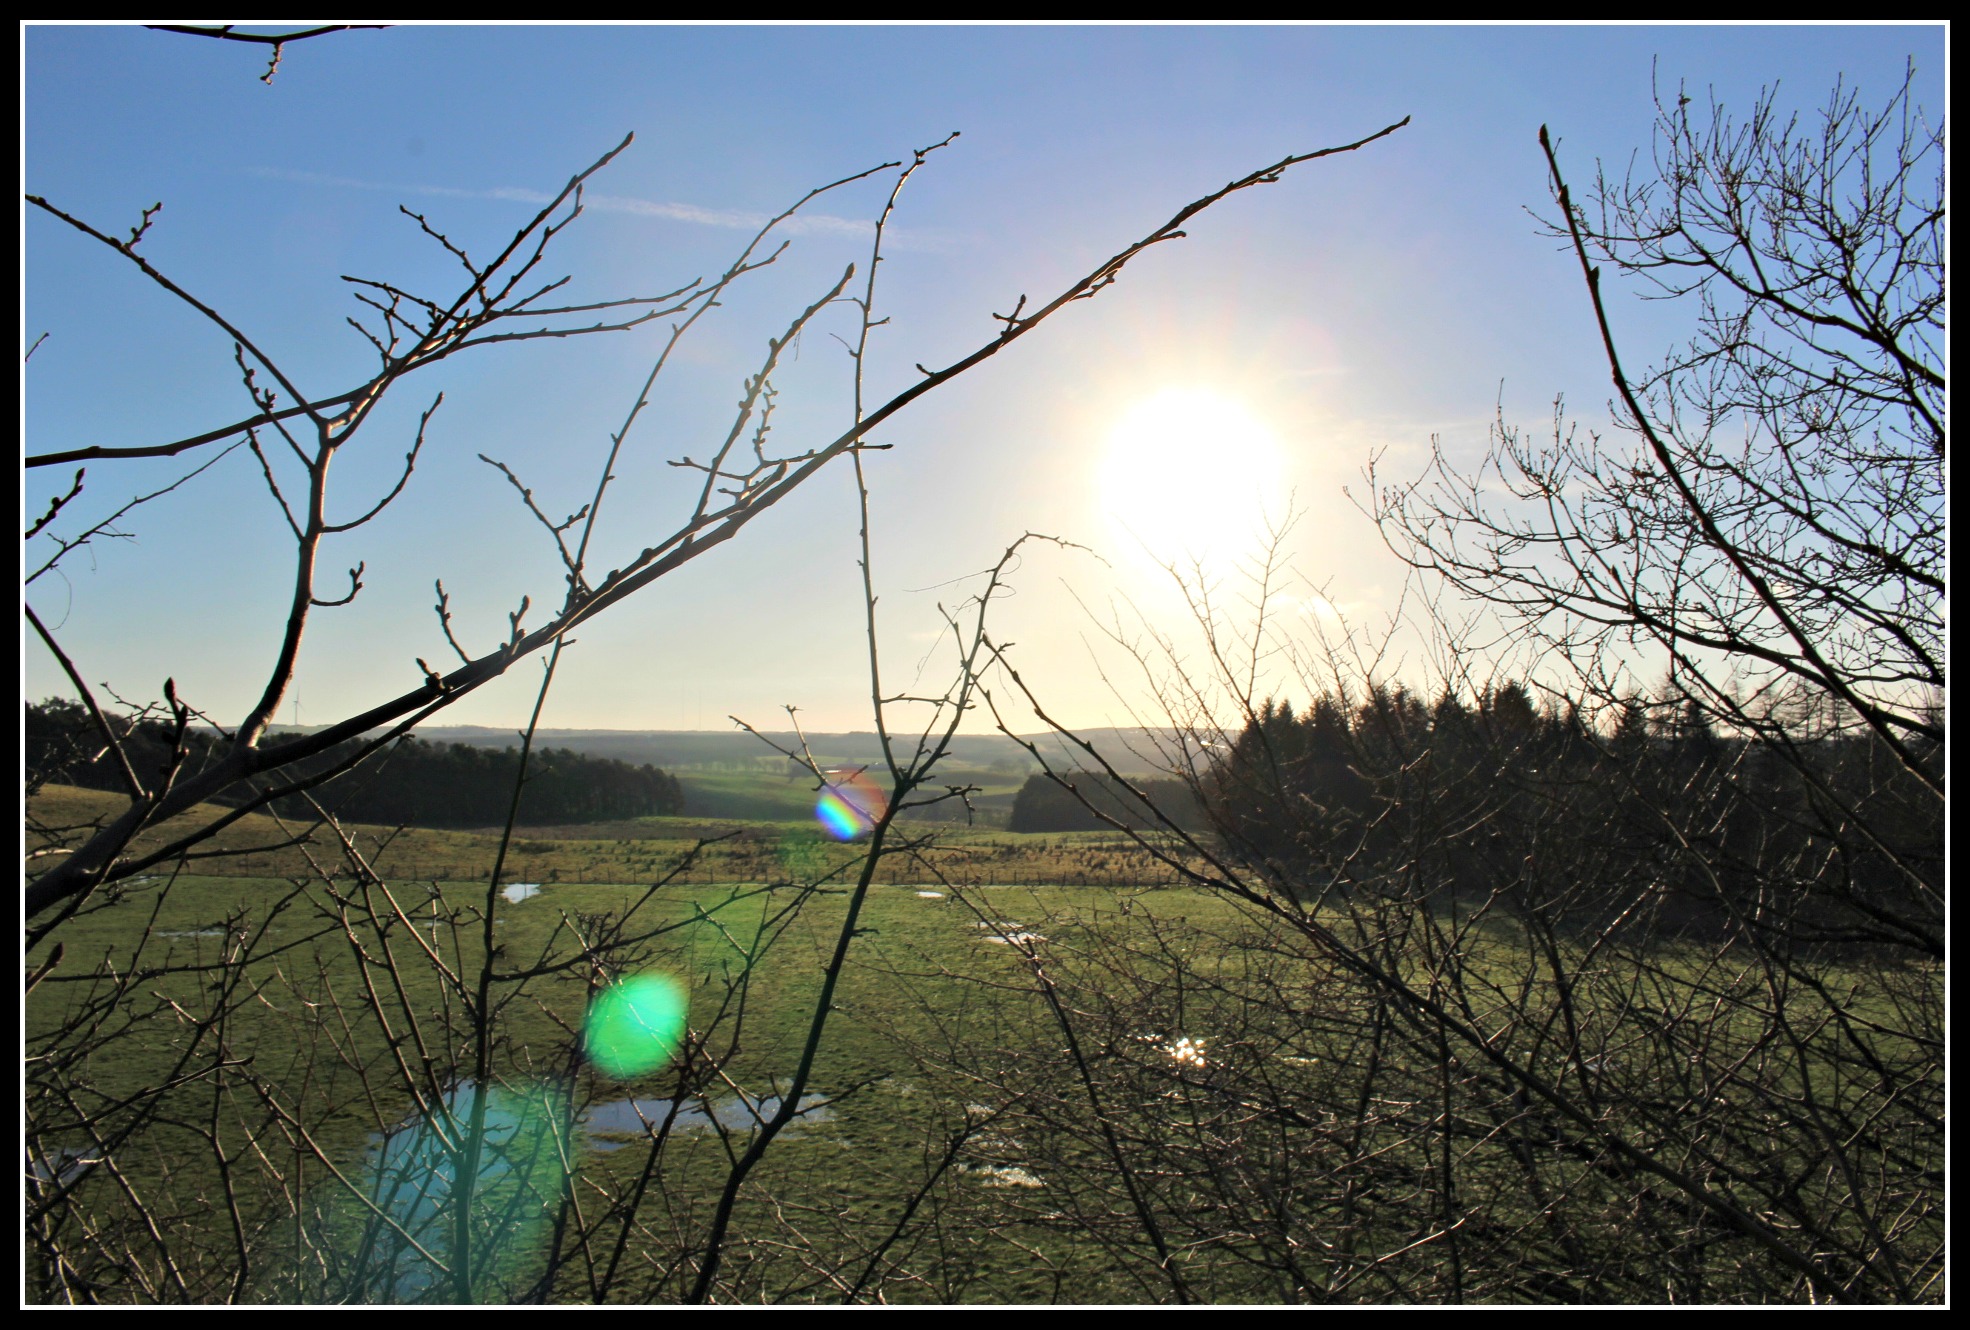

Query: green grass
left=677, top=763, right=1026, bottom=827
left=680, top=769, right=834, bottom=822
left=28, top=786, right=1944, bottom=1304
left=27, top=866, right=1242, bottom=1302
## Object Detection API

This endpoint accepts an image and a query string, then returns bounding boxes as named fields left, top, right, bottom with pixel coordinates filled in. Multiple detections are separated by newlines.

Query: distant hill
left=386, top=727, right=1188, bottom=778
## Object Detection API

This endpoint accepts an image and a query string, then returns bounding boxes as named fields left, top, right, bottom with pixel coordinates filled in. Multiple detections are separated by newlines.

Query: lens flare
left=313, top=1079, right=570, bottom=1302
left=584, top=974, right=688, bottom=1080
left=815, top=771, right=887, bottom=841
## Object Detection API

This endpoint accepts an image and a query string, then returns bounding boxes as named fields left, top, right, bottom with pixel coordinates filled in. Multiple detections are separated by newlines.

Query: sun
left=1099, top=388, right=1283, bottom=565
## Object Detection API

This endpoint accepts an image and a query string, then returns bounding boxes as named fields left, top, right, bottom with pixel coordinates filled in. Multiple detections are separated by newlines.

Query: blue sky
left=22, top=23, right=1943, bottom=736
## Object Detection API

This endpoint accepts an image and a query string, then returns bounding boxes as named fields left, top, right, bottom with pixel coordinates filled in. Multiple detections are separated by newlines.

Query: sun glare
left=1100, top=389, right=1283, bottom=565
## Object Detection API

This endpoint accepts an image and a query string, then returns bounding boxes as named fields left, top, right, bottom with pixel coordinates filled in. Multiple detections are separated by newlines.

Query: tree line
left=1202, top=682, right=1941, bottom=956
left=26, top=698, right=684, bottom=828
left=1007, top=772, right=1204, bottom=833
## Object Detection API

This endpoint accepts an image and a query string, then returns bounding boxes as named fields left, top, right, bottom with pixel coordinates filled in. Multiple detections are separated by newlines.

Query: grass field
left=26, top=865, right=1255, bottom=1301
left=27, top=783, right=1252, bottom=1302
left=26, top=784, right=1944, bottom=1304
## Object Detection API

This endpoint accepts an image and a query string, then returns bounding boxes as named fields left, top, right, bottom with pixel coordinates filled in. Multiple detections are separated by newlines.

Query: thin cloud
left=254, top=167, right=944, bottom=247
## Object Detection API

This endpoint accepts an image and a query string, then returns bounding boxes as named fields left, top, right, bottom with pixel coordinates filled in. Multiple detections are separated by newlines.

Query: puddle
left=1133, top=1031, right=1205, bottom=1064
left=501, top=883, right=541, bottom=903
left=972, top=920, right=1046, bottom=943
left=916, top=890, right=945, bottom=899
left=366, top=1082, right=832, bottom=1160
left=158, top=928, right=229, bottom=939
left=580, top=1092, right=833, bottom=1149
left=30, top=1148, right=100, bottom=1187
left=337, top=1080, right=834, bottom=1298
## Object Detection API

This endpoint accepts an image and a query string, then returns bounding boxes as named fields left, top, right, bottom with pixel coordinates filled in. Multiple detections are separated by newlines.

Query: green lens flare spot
left=584, top=974, right=688, bottom=1080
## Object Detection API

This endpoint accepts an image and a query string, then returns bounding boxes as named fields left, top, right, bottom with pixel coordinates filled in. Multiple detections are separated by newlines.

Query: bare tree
left=25, top=32, right=1411, bottom=1301
left=945, top=70, right=1942, bottom=1304
left=1371, top=68, right=1943, bottom=955
left=24, top=109, right=1411, bottom=929
left=953, top=546, right=1940, bottom=1302
left=1375, top=69, right=1942, bottom=772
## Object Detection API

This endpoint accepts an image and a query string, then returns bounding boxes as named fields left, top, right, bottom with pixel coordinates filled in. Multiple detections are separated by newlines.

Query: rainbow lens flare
left=815, top=771, right=887, bottom=841
left=584, top=974, right=688, bottom=1080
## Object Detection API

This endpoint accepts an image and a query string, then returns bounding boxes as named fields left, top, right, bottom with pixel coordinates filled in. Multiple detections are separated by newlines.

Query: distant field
left=28, top=784, right=1198, bottom=890
left=677, top=762, right=1026, bottom=827
left=385, top=724, right=1173, bottom=780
